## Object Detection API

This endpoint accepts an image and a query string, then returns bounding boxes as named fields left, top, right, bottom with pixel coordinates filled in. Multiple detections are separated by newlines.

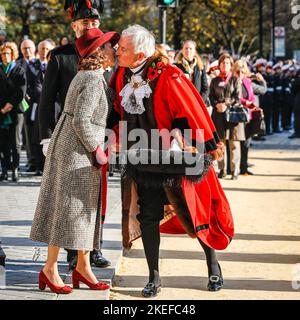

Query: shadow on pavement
left=125, top=249, right=300, bottom=264
left=112, top=275, right=296, bottom=293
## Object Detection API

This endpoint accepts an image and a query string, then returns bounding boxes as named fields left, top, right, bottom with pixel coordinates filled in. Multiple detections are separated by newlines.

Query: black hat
left=64, top=0, right=104, bottom=21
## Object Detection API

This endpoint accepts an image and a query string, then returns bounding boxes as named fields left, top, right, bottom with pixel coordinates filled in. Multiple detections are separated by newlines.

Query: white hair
left=122, top=24, right=155, bottom=58
left=21, top=39, right=36, bottom=50
left=38, top=40, right=54, bottom=52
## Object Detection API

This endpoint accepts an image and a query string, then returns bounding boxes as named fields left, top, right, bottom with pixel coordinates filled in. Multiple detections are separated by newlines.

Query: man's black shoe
left=207, top=275, right=224, bottom=291
left=141, top=281, right=161, bottom=298
left=0, top=173, right=8, bottom=181
left=218, top=170, right=226, bottom=179
left=288, top=134, right=300, bottom=139
left=67, top=249, right=77, bottom=270
left=35, top=170, right=43, bottom=176
left=240, top=170, right=254, bottom=176
left=12, top=169, right=19, bottom=182
left=26, top=165, right=36, bottom=172
left=90, top=250, right=111, bottom=268
left=207, top=264, right=223, bottom=291
left=68, top=255, right=77, bottom=271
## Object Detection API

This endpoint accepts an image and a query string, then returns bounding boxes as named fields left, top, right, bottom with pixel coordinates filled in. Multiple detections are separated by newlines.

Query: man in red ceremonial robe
left=108, top=25, right=234, bottom=298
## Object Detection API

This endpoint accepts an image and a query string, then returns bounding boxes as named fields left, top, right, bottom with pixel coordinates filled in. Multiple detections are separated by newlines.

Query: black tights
left=136, top=182, right=221, bottom=282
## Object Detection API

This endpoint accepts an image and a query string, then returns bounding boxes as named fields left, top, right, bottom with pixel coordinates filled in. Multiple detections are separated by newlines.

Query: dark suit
left=38, top=43, right=79, bottom=140
left=17, top=58, right=42, bottom=168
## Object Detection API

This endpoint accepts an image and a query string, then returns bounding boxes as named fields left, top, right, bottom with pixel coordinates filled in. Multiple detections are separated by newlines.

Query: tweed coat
left=30, top=68, right=108, bottom=251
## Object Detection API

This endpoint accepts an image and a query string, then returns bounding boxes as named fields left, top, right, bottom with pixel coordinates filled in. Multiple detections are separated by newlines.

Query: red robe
left=110, top=63, right=234, bottom=250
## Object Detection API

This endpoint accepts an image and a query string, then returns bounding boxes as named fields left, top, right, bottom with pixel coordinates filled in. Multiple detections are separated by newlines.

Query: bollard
left=0, top=241, right=6, bottom=267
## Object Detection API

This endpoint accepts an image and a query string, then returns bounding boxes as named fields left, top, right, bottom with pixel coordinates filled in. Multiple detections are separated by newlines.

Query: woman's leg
left=76, top=250, right=98, bottom=284
left=42, top=245, right=65, bottom=286
left=229, top=139, right=241, bottom=177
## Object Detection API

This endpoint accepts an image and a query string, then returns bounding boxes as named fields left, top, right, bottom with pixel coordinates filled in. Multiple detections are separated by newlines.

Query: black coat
left=38, top=43, right=79, bottom=140
left=292, top=72, right=300, bottom=135
left=16, top=58, right=41, bottom=102
left=0, top=63, right=26, bottom=125
left=174, top=63, right=209, bottom=105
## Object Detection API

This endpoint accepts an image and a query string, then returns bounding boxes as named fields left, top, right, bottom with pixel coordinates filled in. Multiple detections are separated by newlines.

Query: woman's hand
left=255, top=73, right=264, bottom=82
left=1, top=103, right=13, bottom=114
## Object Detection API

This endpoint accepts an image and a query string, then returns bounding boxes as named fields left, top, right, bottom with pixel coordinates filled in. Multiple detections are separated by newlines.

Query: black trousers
left=0, top=124, right=20, bottom=172
left=272, top=93, right=282, bottom=131
left=261, top=93, right=274, bottom=134
left=240, top=137, right=251, bottom=173
left=136, top=181, right=166, bottom=281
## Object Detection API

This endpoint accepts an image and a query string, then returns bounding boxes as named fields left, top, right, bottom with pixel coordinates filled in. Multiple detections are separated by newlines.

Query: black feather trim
left=120, top=155, right=213, bottom=189
left=64, top=0, right=104, bottom=12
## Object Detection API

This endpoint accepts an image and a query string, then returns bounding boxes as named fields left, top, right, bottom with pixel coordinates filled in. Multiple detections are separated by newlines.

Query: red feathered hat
left=75, top=28, right=120, bottom=60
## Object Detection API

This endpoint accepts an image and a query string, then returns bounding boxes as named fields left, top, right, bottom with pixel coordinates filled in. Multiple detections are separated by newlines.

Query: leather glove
left=92, top=145, right=108, bottom=169
left=41, top=139, right=50, bottom=157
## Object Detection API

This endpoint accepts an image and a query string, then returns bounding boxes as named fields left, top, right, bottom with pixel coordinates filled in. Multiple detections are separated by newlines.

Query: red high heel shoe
left=39, top=270, right=73, bottom=294
left=72, top=269, right=110, bottom=290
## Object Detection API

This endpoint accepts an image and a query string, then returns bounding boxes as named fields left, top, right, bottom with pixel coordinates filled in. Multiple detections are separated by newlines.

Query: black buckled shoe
left=207, top=264, right=223, bottom=291
left=207, top=274, right=223, bottom=291
left=141, top=281, right=161, bottom=298
left=90, top=250, right=111, bottom=268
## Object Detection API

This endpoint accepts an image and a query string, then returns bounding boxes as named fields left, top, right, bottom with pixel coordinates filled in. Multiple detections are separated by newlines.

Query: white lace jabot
left=119, top=62, right=152, bottom=115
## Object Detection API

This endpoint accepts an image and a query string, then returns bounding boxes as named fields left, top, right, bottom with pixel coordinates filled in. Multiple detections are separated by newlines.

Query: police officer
left=38, top=0, right=110, bottom=270
left=281, top=64, right=294, bottom=130
left=261, top=62, right=275, bottom=135
left=272, top=63, right=284, bottom=133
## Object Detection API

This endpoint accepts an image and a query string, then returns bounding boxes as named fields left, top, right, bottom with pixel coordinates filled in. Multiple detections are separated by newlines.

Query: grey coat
left=30, top=69, right=108, bottom=251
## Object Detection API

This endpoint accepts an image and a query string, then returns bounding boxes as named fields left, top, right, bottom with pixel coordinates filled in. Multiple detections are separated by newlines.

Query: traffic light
left=157, top=0, right=179, bottom=8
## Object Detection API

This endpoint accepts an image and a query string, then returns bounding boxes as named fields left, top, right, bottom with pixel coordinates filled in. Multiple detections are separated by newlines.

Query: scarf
left=181, top=57, right=197, bottom=79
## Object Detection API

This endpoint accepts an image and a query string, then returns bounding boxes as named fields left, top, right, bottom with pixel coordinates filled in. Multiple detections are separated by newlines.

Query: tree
left=2, top=0, right=68, bottom=44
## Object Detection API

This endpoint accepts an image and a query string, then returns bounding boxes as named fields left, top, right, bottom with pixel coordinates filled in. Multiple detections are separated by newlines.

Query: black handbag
left=121, top=148, right=212, bottom=187
left=226, top=105, right=250, bottom=123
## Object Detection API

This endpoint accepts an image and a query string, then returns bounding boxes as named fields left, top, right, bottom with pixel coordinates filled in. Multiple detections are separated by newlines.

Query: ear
left=136, top=52, right=146, bottom=63
left=71, top=21, right=77, bottom=32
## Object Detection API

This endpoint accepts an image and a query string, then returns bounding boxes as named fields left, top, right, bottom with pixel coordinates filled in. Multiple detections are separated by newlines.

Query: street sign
left=275, top=37, right=285, bottom=57
left=274, top=26, right=285, bottom=37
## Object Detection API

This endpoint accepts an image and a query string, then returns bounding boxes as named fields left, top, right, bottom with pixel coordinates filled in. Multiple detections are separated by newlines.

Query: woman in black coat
left=174, top=40, right=209, bottom=105
left=0, top=42, right=26, bottom=181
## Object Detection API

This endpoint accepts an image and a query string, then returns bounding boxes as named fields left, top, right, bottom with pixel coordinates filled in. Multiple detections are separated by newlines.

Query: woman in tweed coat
left=30, top=28, right=119, bottom=294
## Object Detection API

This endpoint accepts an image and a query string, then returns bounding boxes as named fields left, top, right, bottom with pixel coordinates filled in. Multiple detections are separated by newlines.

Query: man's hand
left=216, top=103, right=227, bottom=113
left=211, top=142, right=225, bottom=161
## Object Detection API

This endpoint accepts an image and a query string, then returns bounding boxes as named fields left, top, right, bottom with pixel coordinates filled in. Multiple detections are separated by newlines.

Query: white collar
left=129, top=60, right=147, bottom=75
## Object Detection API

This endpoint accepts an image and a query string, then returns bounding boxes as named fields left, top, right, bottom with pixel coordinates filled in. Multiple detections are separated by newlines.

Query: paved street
left=111, top=132, right=300, bottom=300
left=0, top=132, right=300, bottom=300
